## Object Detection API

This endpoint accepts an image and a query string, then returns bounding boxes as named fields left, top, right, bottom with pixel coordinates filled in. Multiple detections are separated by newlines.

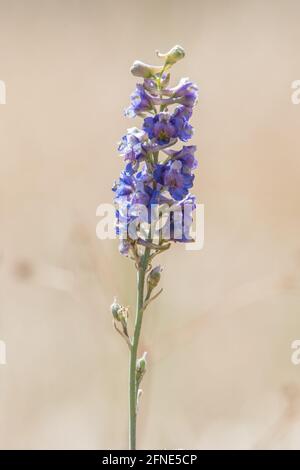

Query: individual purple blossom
left=125, top=84, right=155, bottom=117
left=143, top=112, right=177, bottom=145
left=172, top=104, right=192, bottom=121
left=113, top=168, right=152, bottom=209
left=143, top=109, right=193, bottom=145
left=164, top=145, right=198, bottom=170
left=113, top=167, right=158, bottom=241
left=153, top=160, right=195, bottom=201
left=166, top=194, right=196, bottom=242
left=164, top=77, right=198, bottom=108
left=171, top=106, right=194, bottom=141
left=118, top=127, right=148, bottom=163
left=119, top=239, right=131, bottom=256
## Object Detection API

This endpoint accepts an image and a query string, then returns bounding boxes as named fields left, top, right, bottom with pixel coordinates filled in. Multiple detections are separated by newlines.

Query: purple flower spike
left=111, top=47, right=200, bottom=453
left=113, top=46, right=198, bottom=255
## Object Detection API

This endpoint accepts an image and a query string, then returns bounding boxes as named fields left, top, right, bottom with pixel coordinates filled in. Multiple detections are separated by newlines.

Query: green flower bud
left=147, top=265, right=162, bottom=290
left=136, top=352, right=147, bottom=385
left=156, top=45, right=185, bottom=67
left=110, top=298, right=122, bottom=320
left=137, top=352, right=147, bottom=372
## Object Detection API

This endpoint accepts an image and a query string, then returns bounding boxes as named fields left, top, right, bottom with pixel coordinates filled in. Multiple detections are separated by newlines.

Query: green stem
left=129, top=247, right=150, bottom=450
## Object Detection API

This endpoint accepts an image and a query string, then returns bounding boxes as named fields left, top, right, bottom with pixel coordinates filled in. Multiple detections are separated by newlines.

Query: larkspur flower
left=118, top=239, right=131, bottom=256
left=125, top=84, right=155, bottom=117
left=113, top=69, right=197, bottom=255
left=171, top=106, right=194, bottom=141
left=111, top=46, right=199, bottom=450
left=143, top=109, right=193, bottom=145
left=164, top=77, right=198, bottom=108
left=164, top=145, right=198, bottom=170
left=167, top=194, right=196, bottom=242
left=118, top=127, right=148, bottom=163
left=153, top=159, right=194, bottom=201
left=113, top=166, right=160, bottom=242
left=143, top=112, right=177, bottom=145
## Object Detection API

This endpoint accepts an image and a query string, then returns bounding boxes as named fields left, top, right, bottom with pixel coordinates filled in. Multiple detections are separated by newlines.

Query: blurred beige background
left=1, top=0, right=300, bottom=450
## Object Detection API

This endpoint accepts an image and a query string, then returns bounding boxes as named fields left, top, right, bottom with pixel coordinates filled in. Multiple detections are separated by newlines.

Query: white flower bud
left=130, top=60, right=164, bottom=78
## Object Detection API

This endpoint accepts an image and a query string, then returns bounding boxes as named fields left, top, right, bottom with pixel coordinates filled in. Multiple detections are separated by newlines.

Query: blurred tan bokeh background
left=1, top=0, right=300, bottom=450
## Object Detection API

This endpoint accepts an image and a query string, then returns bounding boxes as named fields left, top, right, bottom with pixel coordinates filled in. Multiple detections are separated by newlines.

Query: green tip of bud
left=156, top=45, right=185, bottom=66
left=136, top=352, right=147, bottom=374
left=147, top=265, right=162, bottom=290
left=136, top=352, right=147, bottom=386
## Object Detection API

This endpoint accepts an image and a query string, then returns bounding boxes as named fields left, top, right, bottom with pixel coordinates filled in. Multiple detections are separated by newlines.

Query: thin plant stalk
left=129, top=247, right=150, bottom=450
